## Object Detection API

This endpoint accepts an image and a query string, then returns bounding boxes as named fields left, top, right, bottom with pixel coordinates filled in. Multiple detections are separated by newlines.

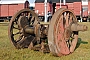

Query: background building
left=0, top=0, right=26, bottom=21
left=35, top=0, right=90, bottom=22
left=0, top=0, right=90, bottom=22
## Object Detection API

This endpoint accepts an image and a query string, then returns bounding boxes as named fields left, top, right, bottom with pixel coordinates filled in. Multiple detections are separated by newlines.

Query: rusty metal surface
left=18, top=16, right=34, bottom=35
left=8, top=8, right=88, bottom=56
left=8, top=8, right=50, bottom=53
left=48, top=8, right=78, bottom=56
left=71, top=23, right=87, bottom=31
left=8, top=9, right=40, bottom=49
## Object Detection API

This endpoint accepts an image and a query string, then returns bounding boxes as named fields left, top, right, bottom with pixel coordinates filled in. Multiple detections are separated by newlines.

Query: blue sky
left=28, top=0, right=35, bottom=3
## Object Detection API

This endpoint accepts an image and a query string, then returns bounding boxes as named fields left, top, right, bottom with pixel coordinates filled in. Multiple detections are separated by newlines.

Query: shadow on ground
left=75, top=38, right=88, bottom=49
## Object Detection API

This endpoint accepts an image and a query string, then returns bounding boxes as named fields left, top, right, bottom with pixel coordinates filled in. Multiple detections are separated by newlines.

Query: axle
left=18, top=16, right=87, bottom=38
left=24, top=26, right=34, bottom=34
left=71, top=23, right=87, bottom=31
left=24, top=23, right=88, bottom=36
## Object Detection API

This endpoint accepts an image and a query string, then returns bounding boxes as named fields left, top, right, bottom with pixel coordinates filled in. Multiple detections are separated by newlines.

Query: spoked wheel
left=8, top=9, right=40, bottom=49
left=48, top=8, right=78, bottom=56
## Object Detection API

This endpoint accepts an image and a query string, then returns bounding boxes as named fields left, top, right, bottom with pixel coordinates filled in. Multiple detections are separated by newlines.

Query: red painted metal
left=0, top=4, right=24, bottom=17
left=0, top=1, right=90, bottom=19
left=56, top=3, right=68, bottom=8
left=73, top=2, right=81, bottom=16
left=35, top=3, right=45, bottom=16
left=0, top=4, right=1, bottom=16
left=54, top=15, right=70, bottom=55
left=1, top=5, right=8, bottom=17
left=66, top=3, right=74, bottom=11
left=48, top=8, right=78, bottom=56
left=35, top=2, right=88, bottom=17
left=88, top=2, right=90, bottom=15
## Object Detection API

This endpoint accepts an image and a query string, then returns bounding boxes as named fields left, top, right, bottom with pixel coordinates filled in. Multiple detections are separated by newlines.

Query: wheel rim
left=48, top=8, right=78, bottom=56
left=8, top=9, right=40, bottom=48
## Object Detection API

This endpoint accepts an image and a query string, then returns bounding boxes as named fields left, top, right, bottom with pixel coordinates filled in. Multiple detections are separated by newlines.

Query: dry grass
left=0, top=22, right=90, bottom=60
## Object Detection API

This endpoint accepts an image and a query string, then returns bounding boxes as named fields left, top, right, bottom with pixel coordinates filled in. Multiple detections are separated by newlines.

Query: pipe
left=60, top=0, right=61, bottom=8
left=44, top=0, right=47, bottom=22
left=63, top=0, right=66, bottom=5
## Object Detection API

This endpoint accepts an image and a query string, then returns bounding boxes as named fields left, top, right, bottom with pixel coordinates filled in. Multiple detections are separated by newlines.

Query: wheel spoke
left=28, top=12, right=31, bottom=20
left=69, top=13, right=73, bottom=24
left=33, top=18, right=38, bottom=25
left=13, top=26, right=20, bottom=30
left=13, top=32, right=22, bottom=36
left=31, top=16, right=35, bottom=22
left=65, top=13, right=69, bottom=27
left=16, top=34, right=24, bottom=42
